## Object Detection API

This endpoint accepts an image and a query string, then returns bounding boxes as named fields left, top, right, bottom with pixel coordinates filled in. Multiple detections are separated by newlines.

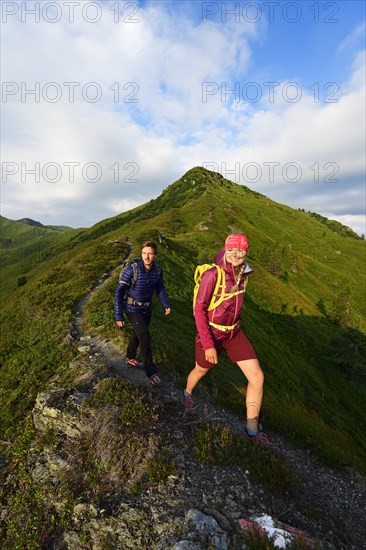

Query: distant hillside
left=16, top=217, right=45, bottom=229
left=0, top=215, right=81, bottom=297
left=1, top=215, right=73, bottom=239
left=1, top=166, right=365, bottom=477
left=15, top=217, right=73, bottom=232
left=306, top=211, right=362, bottom=239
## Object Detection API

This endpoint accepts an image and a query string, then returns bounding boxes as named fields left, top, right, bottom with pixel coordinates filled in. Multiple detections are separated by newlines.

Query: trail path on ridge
left=68, top=267, right=366, bottom=549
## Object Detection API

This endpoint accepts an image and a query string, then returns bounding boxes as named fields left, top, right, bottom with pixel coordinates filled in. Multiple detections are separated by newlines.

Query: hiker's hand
left=116, top=320, right=125, bottom=328
left=205, top=348, right=218, bottom=364
left=165, top=308, right=171, bottom=315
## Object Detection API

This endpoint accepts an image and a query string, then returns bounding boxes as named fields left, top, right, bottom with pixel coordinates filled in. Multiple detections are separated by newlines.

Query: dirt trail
left=68, top=267, right=366, bottom=549
left=69, top=268, right=205, bottom=413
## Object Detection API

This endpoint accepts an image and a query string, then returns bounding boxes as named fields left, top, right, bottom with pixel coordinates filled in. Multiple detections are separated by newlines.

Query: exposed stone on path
left=32, top=388, right=87, bottom=437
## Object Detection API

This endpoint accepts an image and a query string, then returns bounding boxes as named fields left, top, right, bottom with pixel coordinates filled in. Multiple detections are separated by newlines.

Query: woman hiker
left=182, top=233, right=268, bottom=443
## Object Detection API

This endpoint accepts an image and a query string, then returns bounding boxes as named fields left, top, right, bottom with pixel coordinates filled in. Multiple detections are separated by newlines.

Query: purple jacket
left=194, top=247, right=253, bottom=350
left=114, top=260, right=169, bottom=322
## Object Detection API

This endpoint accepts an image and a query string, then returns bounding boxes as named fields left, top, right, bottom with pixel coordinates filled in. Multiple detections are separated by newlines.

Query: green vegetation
left=0, top=236, right=129, bottom=440
left=85, top=168, right=366, bottom=473
left=1, top=165, right=366, bottom=477
left=308, top=211, right=361, bottom=239
left=194, top=422, right=294, bottom=492
left=0, top=379, right=176, bottom=548
left=0, top=215, right=81, bottom=298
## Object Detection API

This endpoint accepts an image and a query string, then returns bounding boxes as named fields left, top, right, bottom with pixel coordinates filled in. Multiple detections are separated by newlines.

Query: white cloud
left=337, top=22, right=366, bottom=54
left=1, top=2, right=365, bottom=235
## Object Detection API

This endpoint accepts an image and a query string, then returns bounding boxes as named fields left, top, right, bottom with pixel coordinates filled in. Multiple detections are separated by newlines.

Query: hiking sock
left=246, top=416, right=258, bottom=436
left=183, top=390, right=192, bottom=397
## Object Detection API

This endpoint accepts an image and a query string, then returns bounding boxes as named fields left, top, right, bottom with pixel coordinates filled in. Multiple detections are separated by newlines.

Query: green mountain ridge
left=0, top=215, right=75, bottom=248
left=16, top=217, right=73, bottom=232
left=1, top=166, right=366, bottom=547
left=2, top=215, right=73, bottom=234
left=0, top=215, right=82, bottom=297
left=1, top=167, right=365, bottom=473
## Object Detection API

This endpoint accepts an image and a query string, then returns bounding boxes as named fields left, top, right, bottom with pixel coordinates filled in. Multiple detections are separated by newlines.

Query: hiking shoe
left=182, top=393, right=198, bottom=414
left=245, top=427, right=277, bottom=450
left=126, top=358, right=143, bottom=369
left=149, top=374, right=163, bottom=387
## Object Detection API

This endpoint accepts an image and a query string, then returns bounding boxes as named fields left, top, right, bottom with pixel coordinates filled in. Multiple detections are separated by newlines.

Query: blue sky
left=251, top=2, right=365, bottom=82
left=1, top=0, right=365, bottom=234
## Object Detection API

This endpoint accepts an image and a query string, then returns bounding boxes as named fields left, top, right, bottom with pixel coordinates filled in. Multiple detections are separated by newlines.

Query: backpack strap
left=130, top=261, right=161, bottom=287
left=207, top=265, right=225, bottom=311
left=119, top=257, right=140, bottom=285
left=131, top=262, right=139, bottom=286
left=194, top=263, right=250, bottom=313
left=193, top=264, right=220, bottom=312
left=208, top=320, right=240, bottom=331
left=208, top=269, right=249, bottom=310
left=155, top=263, right=162, bottom=280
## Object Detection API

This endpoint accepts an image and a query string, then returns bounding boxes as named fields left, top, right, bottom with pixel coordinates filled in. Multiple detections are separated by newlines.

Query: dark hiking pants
left=126, top=310, right=157, bottom=377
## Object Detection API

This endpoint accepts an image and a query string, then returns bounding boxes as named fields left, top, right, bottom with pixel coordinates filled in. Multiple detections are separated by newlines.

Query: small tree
left=261, top=243, right=283, bottom=278
left=331, top=285, right=351, bottom=326
left=17, top=276, right=27, bottom=287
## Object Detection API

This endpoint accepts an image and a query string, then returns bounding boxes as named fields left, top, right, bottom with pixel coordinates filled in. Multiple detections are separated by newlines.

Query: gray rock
left=32, top=389, right=86, bottom=437
left=62, top=531, right=84, bottom=549
left=172, top=542, right=203, bottom=550
left=185, top=508, right=228, bottom=550
left=78, top=345, right=91, bottom=353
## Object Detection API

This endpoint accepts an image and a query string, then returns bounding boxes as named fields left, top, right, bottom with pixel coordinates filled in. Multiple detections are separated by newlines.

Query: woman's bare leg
left=185, top=363, right=210, bottom=394
left=236, top=358, right=264, bottom=432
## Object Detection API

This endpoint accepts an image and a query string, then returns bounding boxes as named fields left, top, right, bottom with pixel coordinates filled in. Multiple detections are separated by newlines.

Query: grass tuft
left=194, top=422, right=295, bottom=493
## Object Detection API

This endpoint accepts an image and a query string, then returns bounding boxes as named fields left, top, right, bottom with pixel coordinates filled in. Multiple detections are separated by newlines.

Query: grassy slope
left=0, top=216, right=83, bottom=298
left=1, top=167, right=365, bottom=472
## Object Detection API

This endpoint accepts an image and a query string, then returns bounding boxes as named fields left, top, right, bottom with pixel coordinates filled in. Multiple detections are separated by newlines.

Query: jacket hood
left=214, top=247, right=226, bottom=268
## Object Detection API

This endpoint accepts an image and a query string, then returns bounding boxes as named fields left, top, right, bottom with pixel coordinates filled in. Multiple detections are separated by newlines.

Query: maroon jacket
left=194, top=247, right=253, bottom=350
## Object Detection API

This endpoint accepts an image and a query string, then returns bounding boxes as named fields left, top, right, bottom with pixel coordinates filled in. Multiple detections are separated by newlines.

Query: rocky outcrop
left=33, top=388, right=87, bottom=438
left=27, top=365, right=366, bottom=549
left=21, top=266, right=366, bottom=550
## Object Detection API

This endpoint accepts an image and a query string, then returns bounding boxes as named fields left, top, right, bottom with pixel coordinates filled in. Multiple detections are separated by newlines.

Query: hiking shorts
left=195, top=329, right=257, bottom=369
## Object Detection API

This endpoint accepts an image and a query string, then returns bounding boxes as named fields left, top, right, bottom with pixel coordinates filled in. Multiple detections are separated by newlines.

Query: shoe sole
left=182, top=402, right=198, bottom=415
left=126, top=361, right=144, bottom=369
left=149, top=376, right=163, bottom=387
left=182, top=396, right=198, bottom=408
left=245, top=431, right=277, bottom=451
left=182, top=408, right=198, bottom=416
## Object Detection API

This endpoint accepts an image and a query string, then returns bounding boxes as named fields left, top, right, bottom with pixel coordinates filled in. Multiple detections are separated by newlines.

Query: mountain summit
left=16, top=217, right=45, bottom=228
left=0, top=167, right=365, bottom=547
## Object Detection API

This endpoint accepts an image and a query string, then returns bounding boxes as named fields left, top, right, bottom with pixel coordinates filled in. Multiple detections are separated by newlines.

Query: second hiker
left=182, top=233, right=266, bottom=442
left=114, top=241, right=171, bottom=387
